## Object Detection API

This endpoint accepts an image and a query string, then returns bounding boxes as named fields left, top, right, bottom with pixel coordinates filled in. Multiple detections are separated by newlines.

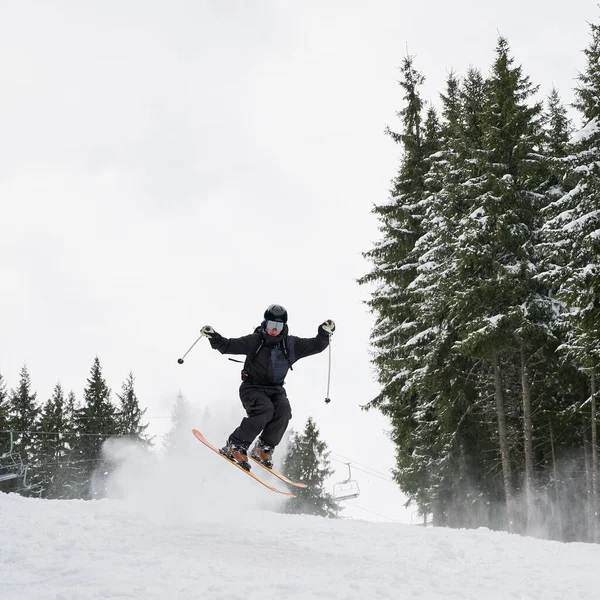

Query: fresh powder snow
left=2, top=437, right=600, bottom=600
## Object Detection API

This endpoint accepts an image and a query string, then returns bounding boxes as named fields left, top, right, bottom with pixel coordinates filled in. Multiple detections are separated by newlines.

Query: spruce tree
left=359, top=55, right=438, bottom=517
left=542, top=19, right=600, bottom=540
left=280, top=417, right=339, bottom=518
left=8, top=365, right=39, bottom=466
left=539, top=88, right=573, bottom=285
left=116, top=372, right=150, bottom=443
left=35, top=383, right=70, bottom=498
left=0, top=372, right=9, bottom=451
left=545, top=87, right=572, bottom=159
left=359, top=54, right=430, bottom=413
left=0, top=371, right=17, bottom=490
left=163, top=391, right=192, bottom=455
left=71, top=357, right=119, bottom=498
left=445, top=37, right=550, bottom=531
left=53, top=390, right=79, bottom=499
left=395, top=68, right=499, bottom=528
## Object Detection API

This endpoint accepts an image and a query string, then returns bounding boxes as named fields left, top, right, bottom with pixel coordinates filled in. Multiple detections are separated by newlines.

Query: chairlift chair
left=333, top=463, right=360, bottom=501
left=15, top=465, right=43, bottom=497
left=0, top=431, right=24, bottom=483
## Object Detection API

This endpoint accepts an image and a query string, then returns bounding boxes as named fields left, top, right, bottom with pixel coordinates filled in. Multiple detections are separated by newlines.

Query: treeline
left=1, top=361, right=340, bottom=517
left=0, top=358, right=149, bottom=499
left=361, top=21, right=600, bottom=542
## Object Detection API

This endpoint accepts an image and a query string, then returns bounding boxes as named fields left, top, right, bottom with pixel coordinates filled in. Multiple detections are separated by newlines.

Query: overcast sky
left=1, top=0, right=596, bottom=522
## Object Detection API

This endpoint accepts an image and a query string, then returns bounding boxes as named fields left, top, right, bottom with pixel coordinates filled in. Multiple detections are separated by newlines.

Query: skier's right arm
left=202, top=326, right=256, bottom=355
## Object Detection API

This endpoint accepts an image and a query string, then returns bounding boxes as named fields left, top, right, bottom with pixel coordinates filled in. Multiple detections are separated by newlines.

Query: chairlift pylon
left=0, top=431, right=24, bottom=483
left=332, top=462, right=360, bottom=501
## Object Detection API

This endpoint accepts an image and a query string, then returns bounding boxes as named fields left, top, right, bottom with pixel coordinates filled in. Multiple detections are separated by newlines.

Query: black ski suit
left=209, top=323, right=330, bottom=448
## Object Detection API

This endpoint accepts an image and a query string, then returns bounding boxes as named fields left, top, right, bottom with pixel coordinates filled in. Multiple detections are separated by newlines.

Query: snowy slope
left=3, top=490, right=600, bottom=600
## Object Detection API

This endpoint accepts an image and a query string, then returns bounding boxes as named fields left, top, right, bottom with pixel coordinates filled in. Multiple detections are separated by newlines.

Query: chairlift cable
left=0, top=428, right=165, bottom=438
left=330, top=451, right=393, bottom=480
left=329, top=456, right=394, bottom=482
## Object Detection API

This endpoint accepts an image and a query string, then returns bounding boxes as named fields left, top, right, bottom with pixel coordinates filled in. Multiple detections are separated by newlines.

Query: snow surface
left=3, top=491, right=600, bottom=599
left=3, top=437, right=600, bottom=599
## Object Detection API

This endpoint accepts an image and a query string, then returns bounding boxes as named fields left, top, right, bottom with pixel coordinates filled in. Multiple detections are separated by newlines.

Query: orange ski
left=249, top=456, right=308, bottom=489
left=191, top=429, right=296, bottom=498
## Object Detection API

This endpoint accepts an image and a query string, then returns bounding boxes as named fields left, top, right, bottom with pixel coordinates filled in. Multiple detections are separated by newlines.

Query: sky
left=1, top=0, right=598, bottom=523
left=3, top=492, right=600, bottom=599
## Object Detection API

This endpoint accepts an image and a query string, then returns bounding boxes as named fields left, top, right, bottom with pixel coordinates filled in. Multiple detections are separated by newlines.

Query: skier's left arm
left=292, top=320, right=335, bottom=361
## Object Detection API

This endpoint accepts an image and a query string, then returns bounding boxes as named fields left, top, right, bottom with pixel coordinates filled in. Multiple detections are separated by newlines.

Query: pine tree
left=0, top=371, right=9, bottom=451
left=539, top=88, right=573, bottom=287
left=573, top=20, right=600, bottom=121
left=359, top=55, right=441, bottom=518
left=359, top=55, right=430, bottom=412
left=394, top=68, right=500, bottom=528
left=8, top=365, right=39, bottom=466
left=442, top=37, right=547, bottom=531
left=52, top=390, right=79, bottom=499
left=35, top=383, right=69, bottom=498
left=116, top=372, right=150, bottom=444
left=71, top=358, right=119, bottom=499
left=163, top=391, right=193, bottom=455
left=542, top=19, right=600, bottom=541
left=0, top=371, right=18, bottom=490
left=280, top=417, right=339, bottom=518
left=545, top=87, right=572, bottom=159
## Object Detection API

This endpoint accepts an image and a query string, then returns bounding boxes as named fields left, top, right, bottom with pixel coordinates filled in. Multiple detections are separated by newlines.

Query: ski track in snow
left=2, top=493, right=600, bottom=600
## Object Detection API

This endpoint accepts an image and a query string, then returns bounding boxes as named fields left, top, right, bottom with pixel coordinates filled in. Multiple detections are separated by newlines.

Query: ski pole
left=177, top=332, right=205, bottom=364
left=325, top=336, right=332, bottom=404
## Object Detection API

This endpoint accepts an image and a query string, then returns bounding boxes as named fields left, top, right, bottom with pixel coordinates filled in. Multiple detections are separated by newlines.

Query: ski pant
left=229, top=383, right=292, bottom=449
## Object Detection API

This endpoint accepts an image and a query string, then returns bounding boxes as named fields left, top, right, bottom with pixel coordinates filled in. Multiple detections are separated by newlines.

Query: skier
left=201, top=304, right=335, bottom=469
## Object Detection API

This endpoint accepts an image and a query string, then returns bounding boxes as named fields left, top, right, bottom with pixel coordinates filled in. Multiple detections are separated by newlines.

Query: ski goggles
left=265, top=320, right=285, bottom=332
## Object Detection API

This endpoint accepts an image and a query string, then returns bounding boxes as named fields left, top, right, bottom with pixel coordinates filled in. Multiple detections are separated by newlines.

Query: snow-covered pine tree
left=71, top=357, right=119, bottom=499
left=546, top=87, right=572, bottom=159
left=51, top=390, right=79, bottom=499
left=524, top=86, right=581, bottom=540
left=0, top=371, right=14, bottom=491
left=35, top=383, right=69, bottom=498
left=386, top=79, right=463, bottom=525
left=0, top=371, right=8, bottom=451
left=359, top=55, right=439, bottom=519
left=401, top=69, right=496, bottom=528
left=388, top=104, right=448, bottom=523
left=280, top=417, right=339, bottom=518
left=542, top=19, right=600, bottom=541
left=539, top=87, right=573, bottom=282
left=116, top=372, right=150, bottom=444
left=163, top=391, right=193, bottom=455
left=359, top=54, right=429, bottom=409
left=8, top=365, right=39, bottom=468
left=448, top=66, right=519, bottom=529
left=448, top=37, right=547, bottom=532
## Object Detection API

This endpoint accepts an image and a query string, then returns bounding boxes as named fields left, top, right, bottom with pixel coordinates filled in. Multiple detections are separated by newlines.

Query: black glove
left=320, top=319, right=335, bottom=334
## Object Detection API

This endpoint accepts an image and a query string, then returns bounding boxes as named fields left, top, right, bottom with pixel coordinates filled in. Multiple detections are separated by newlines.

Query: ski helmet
left=264, top=304, right=288, bottom=323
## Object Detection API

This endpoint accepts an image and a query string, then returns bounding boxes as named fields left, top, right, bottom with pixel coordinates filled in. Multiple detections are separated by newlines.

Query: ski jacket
left=209, top=324, right=330, bottom=387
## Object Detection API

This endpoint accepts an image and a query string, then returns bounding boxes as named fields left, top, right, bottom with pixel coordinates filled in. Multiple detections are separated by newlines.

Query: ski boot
left=250, top=439, right=274, bottom=469
left=220, top=439, right=250, bottom=471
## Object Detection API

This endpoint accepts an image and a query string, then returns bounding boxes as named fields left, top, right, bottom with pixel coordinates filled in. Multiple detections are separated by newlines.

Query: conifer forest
left=361, top=21, right=600, bottom=542
left=0, top=360, right=339, bottom=519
